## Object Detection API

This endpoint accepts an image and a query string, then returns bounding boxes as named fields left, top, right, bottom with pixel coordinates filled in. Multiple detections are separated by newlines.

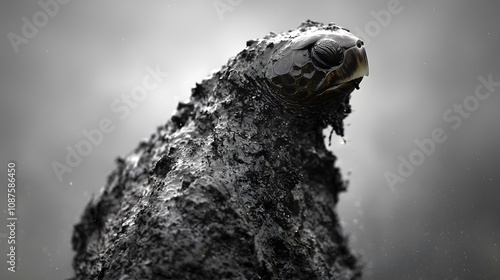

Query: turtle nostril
left=356, top=40, right=364, bottom=48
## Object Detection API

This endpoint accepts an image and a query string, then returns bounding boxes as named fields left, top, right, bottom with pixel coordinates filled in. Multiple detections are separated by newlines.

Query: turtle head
left=264, top=21, right=369, bottom=106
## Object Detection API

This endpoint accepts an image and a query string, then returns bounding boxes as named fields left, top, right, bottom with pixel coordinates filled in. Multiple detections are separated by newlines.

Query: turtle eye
left=310, top=38, right=344, bottom=69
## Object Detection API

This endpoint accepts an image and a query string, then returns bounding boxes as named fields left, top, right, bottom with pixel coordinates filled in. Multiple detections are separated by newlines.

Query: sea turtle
left=264, top=23, right=368, bottom=105
left=71, top=20, right=369, bottom=280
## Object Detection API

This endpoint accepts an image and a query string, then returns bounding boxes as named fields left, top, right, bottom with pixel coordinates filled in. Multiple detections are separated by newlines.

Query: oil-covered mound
left=71, top=20, right=368, bottom=280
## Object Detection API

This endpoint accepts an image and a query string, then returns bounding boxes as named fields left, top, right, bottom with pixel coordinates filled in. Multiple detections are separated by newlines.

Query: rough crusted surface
left=71, top=20, right=362, bottom=279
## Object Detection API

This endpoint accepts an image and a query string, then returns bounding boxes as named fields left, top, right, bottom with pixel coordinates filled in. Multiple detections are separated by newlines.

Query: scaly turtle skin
left=224, top=20, right=368, bottom=110
left=224, top=20, right=369, bottom=134
left=71, top=20, right=368, bottom=280
left=264, top=24, right=369, bottom=105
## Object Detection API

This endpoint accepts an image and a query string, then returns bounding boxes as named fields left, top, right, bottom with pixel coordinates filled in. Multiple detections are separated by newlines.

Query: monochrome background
left=1, top=0, right=499, bottom=279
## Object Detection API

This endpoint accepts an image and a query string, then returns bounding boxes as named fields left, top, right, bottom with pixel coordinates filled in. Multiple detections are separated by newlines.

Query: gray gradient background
left=1, top=0, right=499, bottom=279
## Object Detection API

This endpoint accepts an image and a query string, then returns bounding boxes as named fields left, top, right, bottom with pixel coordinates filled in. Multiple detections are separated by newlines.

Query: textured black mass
left=70, top=20, right=365, bottom=280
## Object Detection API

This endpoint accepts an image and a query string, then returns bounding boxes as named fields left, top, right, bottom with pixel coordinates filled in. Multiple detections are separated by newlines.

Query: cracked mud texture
left=71, top=20, right=368, bottom=279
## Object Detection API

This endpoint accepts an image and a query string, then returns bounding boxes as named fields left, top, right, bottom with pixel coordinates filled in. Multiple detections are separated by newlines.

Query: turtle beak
left=335, top=42, right=369, bottom=84
left=350, top=41, right=369, bottom=77
left=325, top=29, right=370, bottom=81
left=318, top=40, right=369, bottom=94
